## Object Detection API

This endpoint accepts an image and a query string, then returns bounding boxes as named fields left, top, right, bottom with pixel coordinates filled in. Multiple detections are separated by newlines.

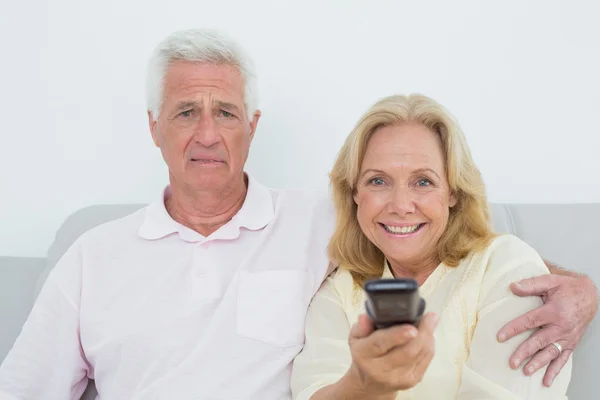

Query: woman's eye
left=417, top=179, right=431, bottom=187
left=369, top=178, right=385, bottom=186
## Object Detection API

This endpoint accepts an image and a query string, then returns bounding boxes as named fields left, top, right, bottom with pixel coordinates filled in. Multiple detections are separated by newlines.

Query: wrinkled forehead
left=162, top=61, right=245, bottom=103
left=361, top=124, right=446, bottom=171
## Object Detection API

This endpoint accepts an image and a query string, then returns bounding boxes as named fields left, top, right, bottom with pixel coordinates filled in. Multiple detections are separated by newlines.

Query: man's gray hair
left=146, top=28, right=258, bottom=120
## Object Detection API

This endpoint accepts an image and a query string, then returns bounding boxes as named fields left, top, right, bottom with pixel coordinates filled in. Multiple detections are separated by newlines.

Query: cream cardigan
left=291, top=234, right=571, bottom=399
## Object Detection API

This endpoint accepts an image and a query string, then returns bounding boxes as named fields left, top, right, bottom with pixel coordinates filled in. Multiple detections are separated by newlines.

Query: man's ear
left=148, top=110, right=160, bottom=147
left=248, top=110, right=261, bottom=142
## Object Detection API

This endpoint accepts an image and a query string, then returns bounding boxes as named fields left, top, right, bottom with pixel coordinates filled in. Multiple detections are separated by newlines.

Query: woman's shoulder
left=473, top=234, right=550, bottom=289
left=481, top=234, right=547, bottom=268
left=322, top=267, right=366, bottom=313
left=328, top=267, right=358, bottom=295
left=485, top=233, right=540, bottom=255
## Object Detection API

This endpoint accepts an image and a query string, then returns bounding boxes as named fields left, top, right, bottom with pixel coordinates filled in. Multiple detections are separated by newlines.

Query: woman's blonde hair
left=328, top=94, right=495, bottom=287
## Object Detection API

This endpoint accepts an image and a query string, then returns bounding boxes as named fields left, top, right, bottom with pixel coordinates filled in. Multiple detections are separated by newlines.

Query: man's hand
left=497, top=272, right=598, bottom=387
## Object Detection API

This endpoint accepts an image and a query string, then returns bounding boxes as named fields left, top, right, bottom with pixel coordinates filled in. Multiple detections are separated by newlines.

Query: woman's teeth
left=383, top=224, right=421, bottom=234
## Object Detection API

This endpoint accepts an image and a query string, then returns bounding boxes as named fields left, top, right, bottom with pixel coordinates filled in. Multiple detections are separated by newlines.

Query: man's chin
left=189, top=174, right=235, bottom=190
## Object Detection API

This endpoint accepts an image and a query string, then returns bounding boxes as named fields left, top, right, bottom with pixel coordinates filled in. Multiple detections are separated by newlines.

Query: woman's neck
left=387, top=255, right=440, bottom=286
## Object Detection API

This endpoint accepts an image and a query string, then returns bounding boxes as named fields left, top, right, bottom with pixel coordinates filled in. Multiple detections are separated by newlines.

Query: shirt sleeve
left=291, top=274, right=353, bottom=400
left=0, top=240, right=90, bottom=400
left=457, top=236, right=572, bottom=399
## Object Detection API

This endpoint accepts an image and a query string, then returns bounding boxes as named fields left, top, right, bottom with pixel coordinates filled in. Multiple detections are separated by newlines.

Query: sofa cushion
left=0, top=257, right=46, bottom=361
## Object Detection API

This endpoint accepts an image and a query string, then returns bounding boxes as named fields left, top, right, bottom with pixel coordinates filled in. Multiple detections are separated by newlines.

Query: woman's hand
left=342, top=312, right=438, bottom=399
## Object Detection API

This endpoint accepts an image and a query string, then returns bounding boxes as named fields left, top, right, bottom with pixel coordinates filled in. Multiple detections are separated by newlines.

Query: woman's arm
left=292, top=276, right=391, bottom=400
left=307, top=371, right=395, bottom=400
left=458, top=238, right=572, bottom=399
left=291, top=276, right=355, bottom=399
left=497, top=260, right=598, bottom=386
left=291, top=273, right=436, bottom=400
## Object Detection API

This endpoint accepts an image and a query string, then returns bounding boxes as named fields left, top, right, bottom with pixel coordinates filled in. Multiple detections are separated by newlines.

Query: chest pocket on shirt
left=236, top=270, right=307, bottom=347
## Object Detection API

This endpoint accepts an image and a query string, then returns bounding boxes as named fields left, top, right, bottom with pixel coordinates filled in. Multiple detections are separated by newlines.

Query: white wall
left=1, top=0, right=599, bottom=258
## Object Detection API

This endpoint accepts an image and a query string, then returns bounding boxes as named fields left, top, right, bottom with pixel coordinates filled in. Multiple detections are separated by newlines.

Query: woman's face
left=353, top=123, right=456, bottom=271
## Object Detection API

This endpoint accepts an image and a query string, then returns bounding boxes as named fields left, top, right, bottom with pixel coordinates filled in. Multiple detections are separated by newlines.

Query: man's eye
left=368, top=178, right=385, bottom=186
left=219, top=110, right=234, bottom=118
left=179, top=110, right=194, bottom=118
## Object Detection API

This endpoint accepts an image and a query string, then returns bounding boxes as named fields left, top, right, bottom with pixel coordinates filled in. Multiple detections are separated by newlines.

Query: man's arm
left=0, top=241, right=90, bottom=399
left=546, top=259, right=590, bottom=279
left=497, top=259, right=598, bottom=387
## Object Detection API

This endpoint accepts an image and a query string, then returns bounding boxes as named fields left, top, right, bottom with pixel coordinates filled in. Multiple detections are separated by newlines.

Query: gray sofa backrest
left=33, top=202, right=600, bottom=399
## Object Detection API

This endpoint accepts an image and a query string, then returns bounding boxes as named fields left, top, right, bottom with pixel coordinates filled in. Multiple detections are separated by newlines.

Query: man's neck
left=165, top=174, right=248, bottom=237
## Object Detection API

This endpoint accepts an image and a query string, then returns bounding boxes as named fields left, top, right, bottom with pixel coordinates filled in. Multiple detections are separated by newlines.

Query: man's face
left=149, top=61, right=260, bottom=193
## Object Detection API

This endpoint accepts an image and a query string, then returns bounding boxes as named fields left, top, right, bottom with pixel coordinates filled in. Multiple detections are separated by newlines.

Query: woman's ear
left=449, top=191, right=458, bottom=208
left=353, top=187, right=360, bottom=205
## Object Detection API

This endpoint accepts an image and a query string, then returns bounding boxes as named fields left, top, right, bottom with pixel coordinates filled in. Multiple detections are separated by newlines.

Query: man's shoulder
left=268, top=188, right=336, bottom=239
left=272, top=187, right=334, bottom=216
left=40, top=205, right=149, bottom=293
left=76, top=206, right=148, bottom=247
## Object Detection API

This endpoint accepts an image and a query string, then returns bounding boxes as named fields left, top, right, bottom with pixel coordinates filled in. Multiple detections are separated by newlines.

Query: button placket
left=189, top=240, right=221, bottom=302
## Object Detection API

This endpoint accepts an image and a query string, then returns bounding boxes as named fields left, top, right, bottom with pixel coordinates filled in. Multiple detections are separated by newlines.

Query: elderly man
left=0, top=28, right=597, bottom=399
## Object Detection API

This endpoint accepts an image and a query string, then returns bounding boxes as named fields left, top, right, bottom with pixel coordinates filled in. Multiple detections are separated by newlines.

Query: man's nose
left=193, top=114, right=220, bottom=147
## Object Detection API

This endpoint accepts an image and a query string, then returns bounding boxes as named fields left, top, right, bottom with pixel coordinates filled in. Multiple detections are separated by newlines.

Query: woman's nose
left=388, top=186, right=416, bottom=215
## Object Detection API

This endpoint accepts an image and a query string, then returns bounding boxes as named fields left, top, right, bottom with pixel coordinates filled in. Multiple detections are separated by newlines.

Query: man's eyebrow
left=168, top=100, right=242, bottom=118
left=174, top=101, right=197, bottom=112
left=167, top=101, right=198, bottom=120
left=214, top=100, right=241, bottom=114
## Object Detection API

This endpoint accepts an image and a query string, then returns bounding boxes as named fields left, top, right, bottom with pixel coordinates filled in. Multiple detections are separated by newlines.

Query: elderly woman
left=291, top=94, right=572, bottom=399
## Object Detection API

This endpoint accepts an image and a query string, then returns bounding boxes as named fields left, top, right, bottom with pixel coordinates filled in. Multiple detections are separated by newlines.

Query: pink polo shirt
left=0, top=176, right=335, bottom=400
